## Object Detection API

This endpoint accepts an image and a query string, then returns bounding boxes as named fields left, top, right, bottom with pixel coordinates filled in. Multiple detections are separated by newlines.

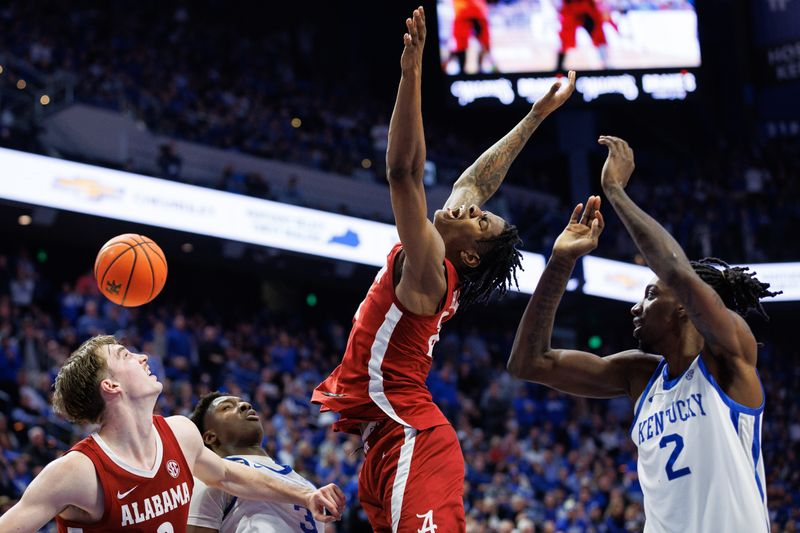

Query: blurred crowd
left=0, top=245, right=798, bottom=532
left=2, top=3, right=798, bottom=266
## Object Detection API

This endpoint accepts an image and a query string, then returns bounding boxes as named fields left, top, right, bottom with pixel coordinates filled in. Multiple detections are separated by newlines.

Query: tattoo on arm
left=509, top=255, right=575, bottom=371
left=453, top=112, right=544, bottom=207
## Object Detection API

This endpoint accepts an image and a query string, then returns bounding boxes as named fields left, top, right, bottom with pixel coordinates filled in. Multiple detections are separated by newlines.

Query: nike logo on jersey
left=117, top=486, right=138, bottom=499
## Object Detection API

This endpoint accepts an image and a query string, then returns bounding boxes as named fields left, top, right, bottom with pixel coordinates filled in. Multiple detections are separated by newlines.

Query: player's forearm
left=508, top=253, right=575, bottom=379
left=218, top=461, right=310, bottom=507
left=448, top=109, right=546, bottom=208
left=386, top=68, right=426, bottom=183
left=603, top=184, right=692, bottom=282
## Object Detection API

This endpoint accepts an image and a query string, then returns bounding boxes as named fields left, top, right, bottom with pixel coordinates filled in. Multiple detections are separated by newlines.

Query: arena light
left=0, top=146, right=797, bottom=302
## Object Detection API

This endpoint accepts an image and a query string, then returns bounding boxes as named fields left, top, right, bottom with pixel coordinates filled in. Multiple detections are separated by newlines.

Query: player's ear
left=203, top=430, right=218, bottom=448
left=459, top=248, right=480, bottom=269
left=99, top=377, right=121, bottom=396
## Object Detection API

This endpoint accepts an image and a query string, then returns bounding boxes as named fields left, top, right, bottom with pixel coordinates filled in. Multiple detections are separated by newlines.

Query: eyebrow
left=211, top=396, right=238, bottom=409
left=114, top=345, right=125, bottom=359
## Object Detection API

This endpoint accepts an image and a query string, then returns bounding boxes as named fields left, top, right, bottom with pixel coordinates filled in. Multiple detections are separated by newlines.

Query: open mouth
left=245, top=410, right=259, bottom=421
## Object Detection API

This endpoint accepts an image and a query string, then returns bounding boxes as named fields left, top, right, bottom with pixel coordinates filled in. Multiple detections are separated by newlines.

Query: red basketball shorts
left=452, top=14, right=491, bottom=52
left=560, top=2, right=607, bottom=51
left=358, top=420, right=465, bottom=533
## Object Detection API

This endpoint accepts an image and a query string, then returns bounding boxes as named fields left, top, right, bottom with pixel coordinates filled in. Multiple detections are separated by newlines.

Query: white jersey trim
left=630, top=358, right=666, bottom=436
left=368, top=303, right=410, bottom=427
left=391, top=426, right=417, bottom=533
left=91, top=426, right=163, bottom=478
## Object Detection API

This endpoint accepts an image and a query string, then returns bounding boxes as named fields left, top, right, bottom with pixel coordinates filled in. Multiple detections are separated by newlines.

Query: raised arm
left=445, top=71, right=576, bottom=209
left=169, top=416, right=345, bottom=524
left=507, top=196, right=659, bottom=399
left=385, top=7, right=449, bottom=306
left=598, top=136, right=760, bottom=399
left=0, top=453, right=99, bottom=532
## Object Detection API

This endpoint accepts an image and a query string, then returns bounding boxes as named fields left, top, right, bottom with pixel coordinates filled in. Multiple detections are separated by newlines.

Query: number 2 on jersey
left=659, top=433, right=691, bottom=480
left=294, top=505, right=318, bottom=532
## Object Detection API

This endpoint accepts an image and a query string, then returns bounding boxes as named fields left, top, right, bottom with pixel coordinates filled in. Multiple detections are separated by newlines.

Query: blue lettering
left=666, top=404, right=677, bottom=424
left=646, top=417, right=653, bottom=439
left=691, top=393, right=706, bottom=416
left=685, top=397, right=697, bottom=417
left=653, top=411, right=664, bottom=436
left=677, top=400, right=689, bottom=421
left=638, top=421, right=646, bottom=445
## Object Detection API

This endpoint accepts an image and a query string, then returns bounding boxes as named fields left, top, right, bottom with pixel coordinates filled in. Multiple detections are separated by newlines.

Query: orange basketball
left=94, top=234, right=168, bottom=307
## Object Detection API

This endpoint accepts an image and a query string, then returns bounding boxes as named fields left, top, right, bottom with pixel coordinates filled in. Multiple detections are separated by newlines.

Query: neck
left=97, top=397, right=159, bottom=468
left=216, top=444, right=268, bottom=458
left=658, top=327, right=704, bottom=378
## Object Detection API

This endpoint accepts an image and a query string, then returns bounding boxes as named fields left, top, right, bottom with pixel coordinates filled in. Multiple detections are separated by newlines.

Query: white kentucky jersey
left=630, top=354, right=769, bottom=532
left=187, top=454, right=324, bottom=533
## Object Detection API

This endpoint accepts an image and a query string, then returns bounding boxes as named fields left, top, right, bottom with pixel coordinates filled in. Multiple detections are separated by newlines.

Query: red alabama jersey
left=312, top=243, right=460, bottom=434
left=56, top=415, right=194, bottom=532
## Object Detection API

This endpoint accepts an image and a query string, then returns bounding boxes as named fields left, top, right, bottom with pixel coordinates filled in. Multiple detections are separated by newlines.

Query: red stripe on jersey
left=312, top=244, right=459, bottom=433
left=56, top=415, right=194, bottom=532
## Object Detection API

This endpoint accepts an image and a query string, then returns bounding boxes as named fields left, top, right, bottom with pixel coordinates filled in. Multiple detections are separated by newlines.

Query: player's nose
left=468, top=204, right=482, bottom=218
left=631, top=301, right=642, bottom=316
left=138, top=353, right=149, bottom=363
left=238, top=401, right=253, bottom=412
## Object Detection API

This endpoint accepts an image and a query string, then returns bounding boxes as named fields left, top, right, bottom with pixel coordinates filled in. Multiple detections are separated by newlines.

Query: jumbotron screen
left=437, top=0, right=701, bottom=106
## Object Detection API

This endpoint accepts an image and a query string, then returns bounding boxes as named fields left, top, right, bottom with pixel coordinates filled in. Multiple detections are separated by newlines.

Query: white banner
left=1, top=147, right=797, bottom=302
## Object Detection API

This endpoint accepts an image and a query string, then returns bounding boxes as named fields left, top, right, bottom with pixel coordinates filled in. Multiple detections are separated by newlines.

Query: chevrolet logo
left=606, top=273, right=640, bottom=289
left=54, top=177, right=123, bottom=201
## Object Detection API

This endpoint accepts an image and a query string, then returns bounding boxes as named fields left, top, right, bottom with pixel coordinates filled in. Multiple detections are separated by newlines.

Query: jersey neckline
left=91, top=425, right=164, bottom=478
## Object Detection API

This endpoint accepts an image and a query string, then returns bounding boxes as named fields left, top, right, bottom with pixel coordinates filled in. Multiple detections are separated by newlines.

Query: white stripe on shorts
left=391, top=426, right=417, bottom=533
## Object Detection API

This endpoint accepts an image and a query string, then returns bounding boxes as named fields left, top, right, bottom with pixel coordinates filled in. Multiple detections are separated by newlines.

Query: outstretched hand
left=306, top=483, right=347, bottom=523
left=400, top=6, right=426, bottom=73
left=599, top=135, right=635, bottom=191
left=552, top=195, right=604, bottom=260
left=533, top=70, right=576, bottom=117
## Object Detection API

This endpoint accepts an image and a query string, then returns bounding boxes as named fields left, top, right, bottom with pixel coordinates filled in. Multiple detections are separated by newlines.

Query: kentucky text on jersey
left=637, top=393, right=707, bottom=445
left=120, top=481, right=191, bottom=526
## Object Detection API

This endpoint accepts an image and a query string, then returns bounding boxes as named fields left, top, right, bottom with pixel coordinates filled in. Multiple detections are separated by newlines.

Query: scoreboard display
left=437, top=0, right=702, bottom=106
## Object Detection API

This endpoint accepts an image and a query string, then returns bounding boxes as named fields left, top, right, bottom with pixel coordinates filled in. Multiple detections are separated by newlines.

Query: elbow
left=386, top=163, right=423, bottom=184
left=507, top=348, right=553, bottom=382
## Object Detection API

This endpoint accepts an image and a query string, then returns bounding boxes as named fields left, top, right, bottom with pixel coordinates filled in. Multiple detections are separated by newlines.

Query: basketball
left=94, top=234, right=168, bottom=307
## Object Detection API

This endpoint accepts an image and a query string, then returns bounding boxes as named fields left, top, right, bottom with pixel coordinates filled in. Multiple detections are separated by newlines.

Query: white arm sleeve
left=187, top=476, right=229, bottom=529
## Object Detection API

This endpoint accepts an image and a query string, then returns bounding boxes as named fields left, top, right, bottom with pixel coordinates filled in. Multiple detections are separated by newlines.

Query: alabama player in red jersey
left=312, top=7, right=576, bottom=532
left=0, top=335, right=345, bottom=532
left=557, top=0, right=611, bottom=71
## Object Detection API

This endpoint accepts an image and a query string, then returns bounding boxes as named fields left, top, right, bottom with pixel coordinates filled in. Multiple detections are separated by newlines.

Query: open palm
left=553, top=195, right=604, bottom=260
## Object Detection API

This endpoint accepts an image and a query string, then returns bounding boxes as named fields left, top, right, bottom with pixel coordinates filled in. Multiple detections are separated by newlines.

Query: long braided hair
left=690, top=257, right=782, bottom=320
left=458, top=223, right=524, bottom=308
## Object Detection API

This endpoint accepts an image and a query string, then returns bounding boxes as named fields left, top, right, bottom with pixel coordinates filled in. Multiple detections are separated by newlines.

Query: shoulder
left=165, top=415, right=204, bottom=466
left=34, top=452, right=99, bottom=504
left=606, top=350, right=662, bottom=398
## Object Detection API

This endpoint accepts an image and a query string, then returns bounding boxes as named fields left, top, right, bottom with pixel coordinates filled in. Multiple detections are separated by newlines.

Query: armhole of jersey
left=629, top=358, right=666, bottom=436
left=388, top=244, right=452, bottom=319
left=697, top=355, right=765, bottom=416
left=63, top=446, right=113, bottom=527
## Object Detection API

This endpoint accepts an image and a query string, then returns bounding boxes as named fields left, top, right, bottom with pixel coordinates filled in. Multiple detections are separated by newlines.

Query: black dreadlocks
left=188, top=391, right=224, bottom=446
left=690, top=257, right=782, bottom=320
left=458, top=223, right=524, bottom=309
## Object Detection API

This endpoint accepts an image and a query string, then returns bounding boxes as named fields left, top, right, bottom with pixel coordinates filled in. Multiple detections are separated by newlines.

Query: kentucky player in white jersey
left=187, top=393, right=334, bottom=533
left=508, top=137, right=779, bottom=532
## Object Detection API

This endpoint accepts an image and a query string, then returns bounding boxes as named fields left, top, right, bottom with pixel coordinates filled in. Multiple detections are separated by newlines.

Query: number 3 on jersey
left=659, top=433, right=691, bottom=480
left=294, top=505, right=318, bottom=532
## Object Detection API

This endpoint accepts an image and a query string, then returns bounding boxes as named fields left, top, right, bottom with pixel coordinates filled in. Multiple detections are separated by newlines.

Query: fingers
left=313, top=493, right=340, bottom=522
left=414, top=7, right=426, bottom=39
left=598, top=135, right=632, bottom=158
left=591, top=210, right=605, bottom=238
left=578, top=195, right=600, bottom=226
left=327, top=484, right=347, bottom=511
left=406, top=17, right=417, bottom=44
left=569, top=203, right=583, bottom=225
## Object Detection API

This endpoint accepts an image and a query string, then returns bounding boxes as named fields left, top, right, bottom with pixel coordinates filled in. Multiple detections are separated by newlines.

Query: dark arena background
left=0, top=1, right=799, bottom=531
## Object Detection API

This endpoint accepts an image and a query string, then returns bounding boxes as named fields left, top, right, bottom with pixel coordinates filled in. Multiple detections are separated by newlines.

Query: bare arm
left=0, top=453, right=99, bottom=532
left=508, top=196, right=657, bottom=398
left=168, top=416, right=345, bottom=523
left=445, top=71, right=576, bottom=209
left=598, top=136, right=760, bottom=406
left=385, top=7, right=447, bottom=310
